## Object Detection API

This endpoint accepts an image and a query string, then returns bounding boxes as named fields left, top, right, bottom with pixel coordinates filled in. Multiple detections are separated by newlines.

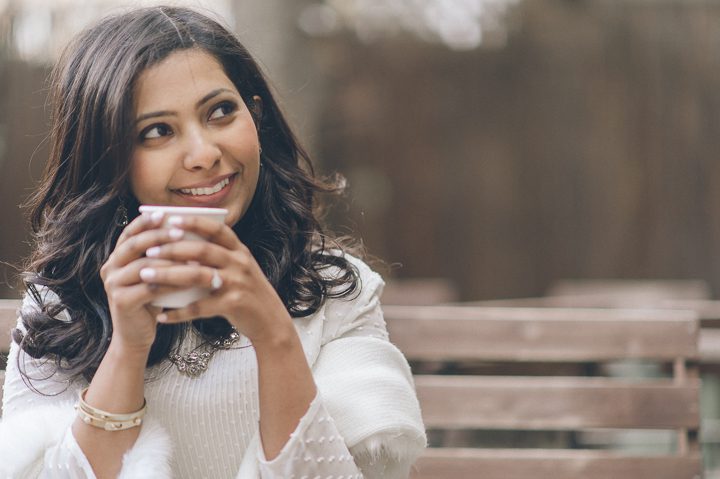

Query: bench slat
left=476, top=296, right=720, bottom=325
left=385, top=305, right=698, bottom=361
left=412, top=448, right=703, bottom=479
left=548, top=279, right=711, bottom=300
left=416, top=375, right=700, bottom=429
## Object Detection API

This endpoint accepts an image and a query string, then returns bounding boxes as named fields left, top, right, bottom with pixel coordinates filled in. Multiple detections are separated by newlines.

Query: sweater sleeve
left=315, top=256, right=426, bottom=478
left=257, top=391, right=363, bottom=479
left=0, top=292, right=173, bottom=479
left=254, top=256, right=425, bottom=479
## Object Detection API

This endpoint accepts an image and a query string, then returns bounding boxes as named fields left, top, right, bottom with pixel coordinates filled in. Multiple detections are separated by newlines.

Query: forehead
left=133, top=49, right=240, bottom=113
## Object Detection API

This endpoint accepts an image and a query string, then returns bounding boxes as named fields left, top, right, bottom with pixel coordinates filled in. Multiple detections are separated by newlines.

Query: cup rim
left=139, top=205, right=228, bottom=216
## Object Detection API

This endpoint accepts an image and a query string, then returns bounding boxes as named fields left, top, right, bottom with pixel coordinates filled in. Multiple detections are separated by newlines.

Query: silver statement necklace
left=169, top=329, right=243, bottom=378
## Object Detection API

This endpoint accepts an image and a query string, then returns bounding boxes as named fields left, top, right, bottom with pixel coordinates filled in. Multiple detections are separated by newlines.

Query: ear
left=250, top=95, right=263, bottom=128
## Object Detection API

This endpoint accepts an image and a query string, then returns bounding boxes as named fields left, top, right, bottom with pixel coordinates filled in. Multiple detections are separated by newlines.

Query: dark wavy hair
left=14, top=6, right=360, bottom=384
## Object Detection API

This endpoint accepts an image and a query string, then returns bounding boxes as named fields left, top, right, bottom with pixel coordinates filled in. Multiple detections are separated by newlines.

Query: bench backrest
left=384, top=305, right=702, bottom=479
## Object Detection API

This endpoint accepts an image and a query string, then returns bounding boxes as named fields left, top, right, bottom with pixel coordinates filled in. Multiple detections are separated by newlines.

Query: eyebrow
left=134, top=88, right=235, bottom=124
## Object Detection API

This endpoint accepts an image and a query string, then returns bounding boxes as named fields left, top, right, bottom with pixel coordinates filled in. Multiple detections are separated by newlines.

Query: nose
left=182, top=127, right=221, bottom=171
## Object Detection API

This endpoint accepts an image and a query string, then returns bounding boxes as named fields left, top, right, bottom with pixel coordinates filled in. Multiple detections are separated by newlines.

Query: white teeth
left=179, top=177, right=230, bottom=196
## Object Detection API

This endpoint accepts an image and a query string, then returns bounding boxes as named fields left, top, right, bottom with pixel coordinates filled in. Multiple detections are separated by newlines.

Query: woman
left=0, top=6, right=425, bottom=478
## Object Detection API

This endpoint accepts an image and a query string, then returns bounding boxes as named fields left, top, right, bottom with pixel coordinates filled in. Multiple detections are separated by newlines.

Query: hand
left=100, top=212, right=189, bottom=352
left=136, top=215, right=294, bottom=343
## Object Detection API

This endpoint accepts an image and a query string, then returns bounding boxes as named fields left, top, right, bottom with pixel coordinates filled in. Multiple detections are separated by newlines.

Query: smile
left=178, top=176, right=231, bottom=196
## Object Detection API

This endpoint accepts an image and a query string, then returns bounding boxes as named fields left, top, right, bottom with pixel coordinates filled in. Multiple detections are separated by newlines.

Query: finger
left=165, top=215, right=240, bottom=250
left=156, top=294, right=223, bottom=324
left=111, top=226, right=186, bottom=269
left=145, top=303, right=163, bottom=318
left=138, top=264, right=220, bottom=289
left=104, top=258, right=176, bottom=289
left=145, top=240, right=229, bottom=268
left=116, top=210, right=166, bottom=246
left=107, top=282, right=187, bottom=310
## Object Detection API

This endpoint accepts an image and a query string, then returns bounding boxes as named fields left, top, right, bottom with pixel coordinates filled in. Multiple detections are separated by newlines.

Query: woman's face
left=129, top=49, right=260, bottom=226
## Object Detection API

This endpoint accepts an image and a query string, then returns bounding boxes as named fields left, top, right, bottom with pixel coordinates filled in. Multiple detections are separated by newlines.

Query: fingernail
left=157, top=313, right=168, bottom=322
left=139, top=268, right=156, bottom=281
left=168, top=228, right=184, bottom=240
left=168, top=216, right=183, bottom=226
left=150, top=211, right=164, bottom=224
left=146, top=246, right=161, bottom=257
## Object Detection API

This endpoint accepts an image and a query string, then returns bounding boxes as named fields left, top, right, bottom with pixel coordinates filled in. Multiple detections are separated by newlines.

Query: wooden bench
left=476, top=286, right=720, bottom=475
left=0, top=299, right=19, bottom=411
left=547, top=279, right=711, bottom=302
left=384, top=305, right=702, bottom=479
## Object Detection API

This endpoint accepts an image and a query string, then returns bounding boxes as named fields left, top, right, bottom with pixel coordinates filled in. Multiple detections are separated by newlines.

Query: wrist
left=250, top=318, right=299, bottom=353
left=83, top=337, right=149, bottom=417
left=106, top=337, right=152, bottom=365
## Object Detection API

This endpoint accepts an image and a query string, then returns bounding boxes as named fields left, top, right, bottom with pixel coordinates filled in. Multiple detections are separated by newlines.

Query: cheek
left=226, top=167, right=260, bottom=226
left=128, top=161, right=142, bottom=197
left=242, top=148, right=261, bottom=194
left=129, top=155, right=167, bottom=202
left=232, top=111, right=261, bottom=153
left=128, top=158, right=147, bottom=197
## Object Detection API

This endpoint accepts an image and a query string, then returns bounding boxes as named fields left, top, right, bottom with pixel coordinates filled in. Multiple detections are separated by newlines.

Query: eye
left=208, top=101, right=237, bottom=121
left=140, top=124, right=173, bottom=141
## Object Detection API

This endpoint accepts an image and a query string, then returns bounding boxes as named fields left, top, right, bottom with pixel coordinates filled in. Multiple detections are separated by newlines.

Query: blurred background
left=1, top=0, right=719, bottom=302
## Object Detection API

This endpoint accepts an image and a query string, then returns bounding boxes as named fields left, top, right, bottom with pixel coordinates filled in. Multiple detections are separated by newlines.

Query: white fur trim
left=118, top=417, right=173, bottom=479
left=351, top=431, right=426, bottom=466
left=0, top=401, right=172, bottom=478
left=0, top=400, right=76, bottom=476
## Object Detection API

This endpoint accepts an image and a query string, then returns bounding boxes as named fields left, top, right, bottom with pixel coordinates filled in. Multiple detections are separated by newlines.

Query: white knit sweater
left=0, top=256, right=426, bottom=478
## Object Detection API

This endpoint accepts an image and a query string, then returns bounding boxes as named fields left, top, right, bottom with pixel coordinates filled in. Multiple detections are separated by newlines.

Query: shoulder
left=16, top=285, right=71, bottom=333
left=318, top=252, right=387, bottom=343
left=321, top=251, right=385, bottom=300
left=348, top=253, right=385, bottom=298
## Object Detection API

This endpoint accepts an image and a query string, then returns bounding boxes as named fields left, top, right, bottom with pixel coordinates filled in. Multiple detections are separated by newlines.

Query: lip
left=172, top=173, right=237, bottom=206
left=174, top=172, right=236, bottom=190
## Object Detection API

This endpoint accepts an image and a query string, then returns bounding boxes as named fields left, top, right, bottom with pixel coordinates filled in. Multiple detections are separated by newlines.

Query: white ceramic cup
left=139, top=205, right=228, bottom=309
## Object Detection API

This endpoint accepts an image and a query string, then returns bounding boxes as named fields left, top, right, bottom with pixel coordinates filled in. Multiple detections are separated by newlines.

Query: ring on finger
left=210, top=268, right=223, bottom=291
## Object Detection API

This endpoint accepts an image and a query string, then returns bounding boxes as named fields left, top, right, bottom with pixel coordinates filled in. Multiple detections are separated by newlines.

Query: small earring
left=259, top=145, right=263, bottom=155
left=115, top=203, right=129, bottom=227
